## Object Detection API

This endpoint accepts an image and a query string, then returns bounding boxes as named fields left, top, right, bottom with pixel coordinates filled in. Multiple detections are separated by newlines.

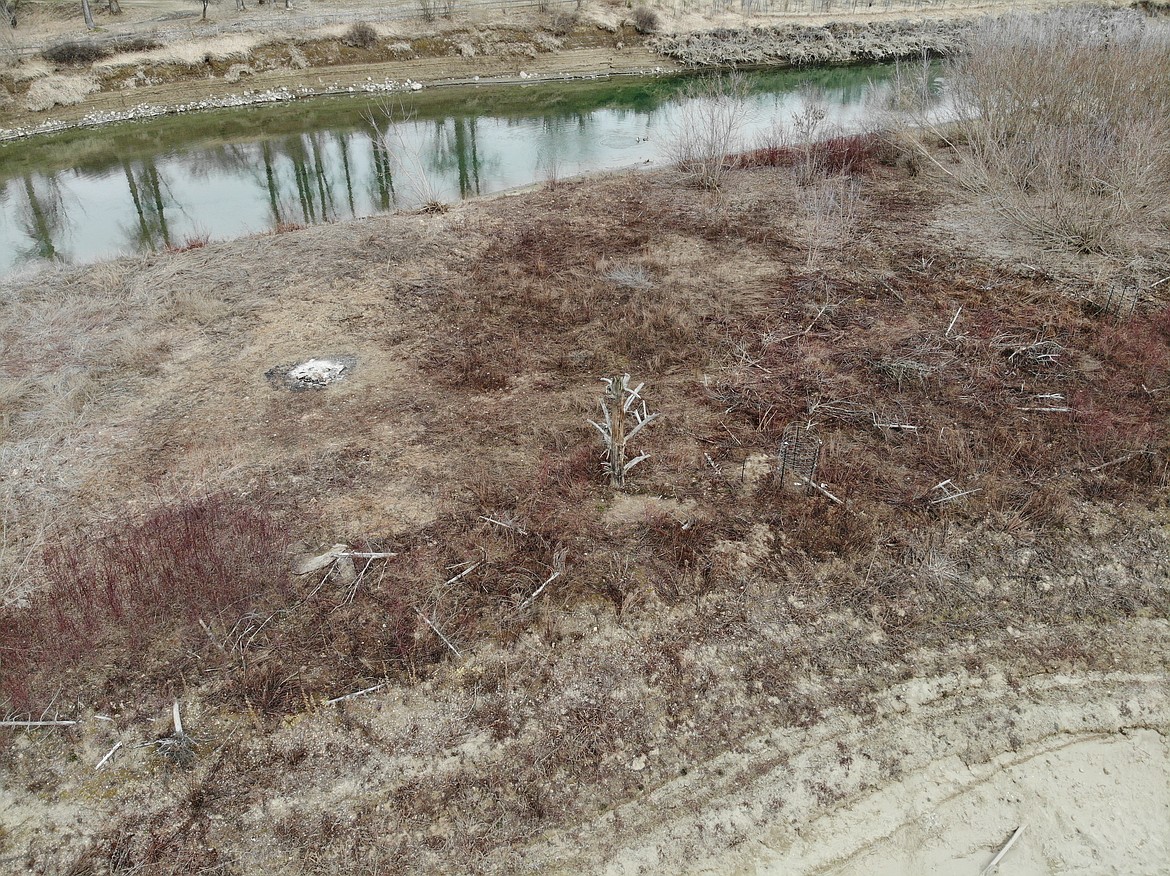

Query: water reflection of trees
left=121, top=159, right=173, bottom=252
left=427, top=116, right=483, bottom=199
left=1, top=68, right=912, bottom=276
left=11, top=174, right=67, bottom=263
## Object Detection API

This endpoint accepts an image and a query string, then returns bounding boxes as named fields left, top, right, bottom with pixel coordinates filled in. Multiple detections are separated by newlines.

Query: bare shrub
left=942, top=11, right=1170, bottom=261
left=550, top=10, right=577, bottom=36
left=632, top=5, right=659, bottom=34
left=588, top=375, right=660, bottom=487
left=670, top=72, right=750, bottom=190
left=797, top=176, right=862, bottom=267
left=42, top=39, right=110, bottom=64
left=0, top=494, right=289, bottom=713
left=603, top=261, right=653, bottom=290
left=341, top=22, right=378, bottom=49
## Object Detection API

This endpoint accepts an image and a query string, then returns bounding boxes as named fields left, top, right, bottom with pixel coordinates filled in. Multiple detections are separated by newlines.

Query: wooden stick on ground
left=96, top=741, right=123, bottom=770
left=324, top=681, right=391, bottom=707
left=0, top=719, right=77, bottom=728
left=981, top=825, right=1026, bottom=875
left=515, top=571, right=561, bottom=613
left=413, top=606, right=462, bottom=658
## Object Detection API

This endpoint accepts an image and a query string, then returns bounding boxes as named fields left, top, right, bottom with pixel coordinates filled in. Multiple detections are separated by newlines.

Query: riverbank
left=0, top=0, right=1109, bottom=140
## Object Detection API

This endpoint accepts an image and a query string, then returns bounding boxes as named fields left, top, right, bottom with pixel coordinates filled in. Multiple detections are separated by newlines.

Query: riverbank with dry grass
left=2, top=7, right=1169, bottom=875
left=0, top=0, right=1140, bottom=137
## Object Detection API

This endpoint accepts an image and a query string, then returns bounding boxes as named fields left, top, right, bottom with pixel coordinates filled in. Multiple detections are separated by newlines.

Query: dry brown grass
left=1, top=142, right=1168, bottom=875
left=917, top=9, right=1170, bottom=265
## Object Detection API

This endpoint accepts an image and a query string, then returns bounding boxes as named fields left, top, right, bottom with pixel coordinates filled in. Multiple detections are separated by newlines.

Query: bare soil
left=1, top=129, right=1168, bottom=873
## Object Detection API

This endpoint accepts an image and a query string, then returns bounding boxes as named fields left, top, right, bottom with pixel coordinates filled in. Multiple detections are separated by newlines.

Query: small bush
left=341, top=21, right=378, bottom=49
left=550, top=10, right=577, bottom=36
left=112, top=35, right=161, bottom=53
left=670, top=72, right=750, bottom=190
left=631, top=5, right=659, bottom=34
left=0, top=494, right=289, bottom=713
left=42, top=39, right=110, bottom=64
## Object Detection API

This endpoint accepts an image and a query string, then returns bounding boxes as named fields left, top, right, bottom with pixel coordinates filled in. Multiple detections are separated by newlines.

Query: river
left=0, top=64, right=934, bottom=276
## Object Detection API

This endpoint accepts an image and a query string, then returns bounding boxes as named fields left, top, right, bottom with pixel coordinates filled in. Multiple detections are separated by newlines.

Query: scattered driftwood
left=293, top=545, right=398, bottom=575
left=930, top=479, right=981, bottom=505
left=981, top=824, right=1026, bottom=875
left=1088, top=451, right=1153, bottom=473
left=872, top=413, right=920, bottom=433
left=443, top=562, right=480, bottom=587
left=945, top=306, right=964, bottom=340
left=479, top=515, right=529, bottom=536
left=796, top=477, right=844, bottom=505
left=515, top=571, right=561, bottom=613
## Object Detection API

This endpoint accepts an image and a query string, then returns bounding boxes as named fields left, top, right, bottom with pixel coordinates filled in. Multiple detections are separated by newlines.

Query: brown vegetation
left=1, top=133, right=1167, bottom=871
left=2, top=11, right=1169, bottom=874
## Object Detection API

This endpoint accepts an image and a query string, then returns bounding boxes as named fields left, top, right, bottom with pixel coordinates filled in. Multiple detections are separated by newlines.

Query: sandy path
left=819, top=730, right=1168, bottom=875
left=518, top=623, right=1170, bottom=875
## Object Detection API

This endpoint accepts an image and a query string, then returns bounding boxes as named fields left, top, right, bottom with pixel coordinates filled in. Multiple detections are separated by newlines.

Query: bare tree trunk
left=108, top=0, right=122, bottom=14
left=81, top=0, right=95, bottom=28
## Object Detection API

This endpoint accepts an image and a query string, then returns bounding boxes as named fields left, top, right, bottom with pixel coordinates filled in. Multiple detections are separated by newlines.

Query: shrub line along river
left=0, top=64, right=939, bottom=277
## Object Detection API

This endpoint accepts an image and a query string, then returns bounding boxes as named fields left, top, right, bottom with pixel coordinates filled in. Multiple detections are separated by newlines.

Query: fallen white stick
left=479, top=516, right=529, bottom=535
left=930, top=488, right=982, bottom=505
left=795, top=476, right=844, bottom=505
left=515, top=571, right=561, bottom=613
left=1089, top=451, right=1148, bottom=473
left=0, top=719, right=77, bottom=728
left=443, top=563, right=480, bottom=587
left=172, top=701, right=183, bottom=737
left=945, top=305, right=963, bottom=338
left=981, top=825, right=1026, bottom=875
left=324, top=681, right=391, bottom=706
left=96, top=741, right=123, bottom=770
left=413, top=606, right=462, bottom=658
